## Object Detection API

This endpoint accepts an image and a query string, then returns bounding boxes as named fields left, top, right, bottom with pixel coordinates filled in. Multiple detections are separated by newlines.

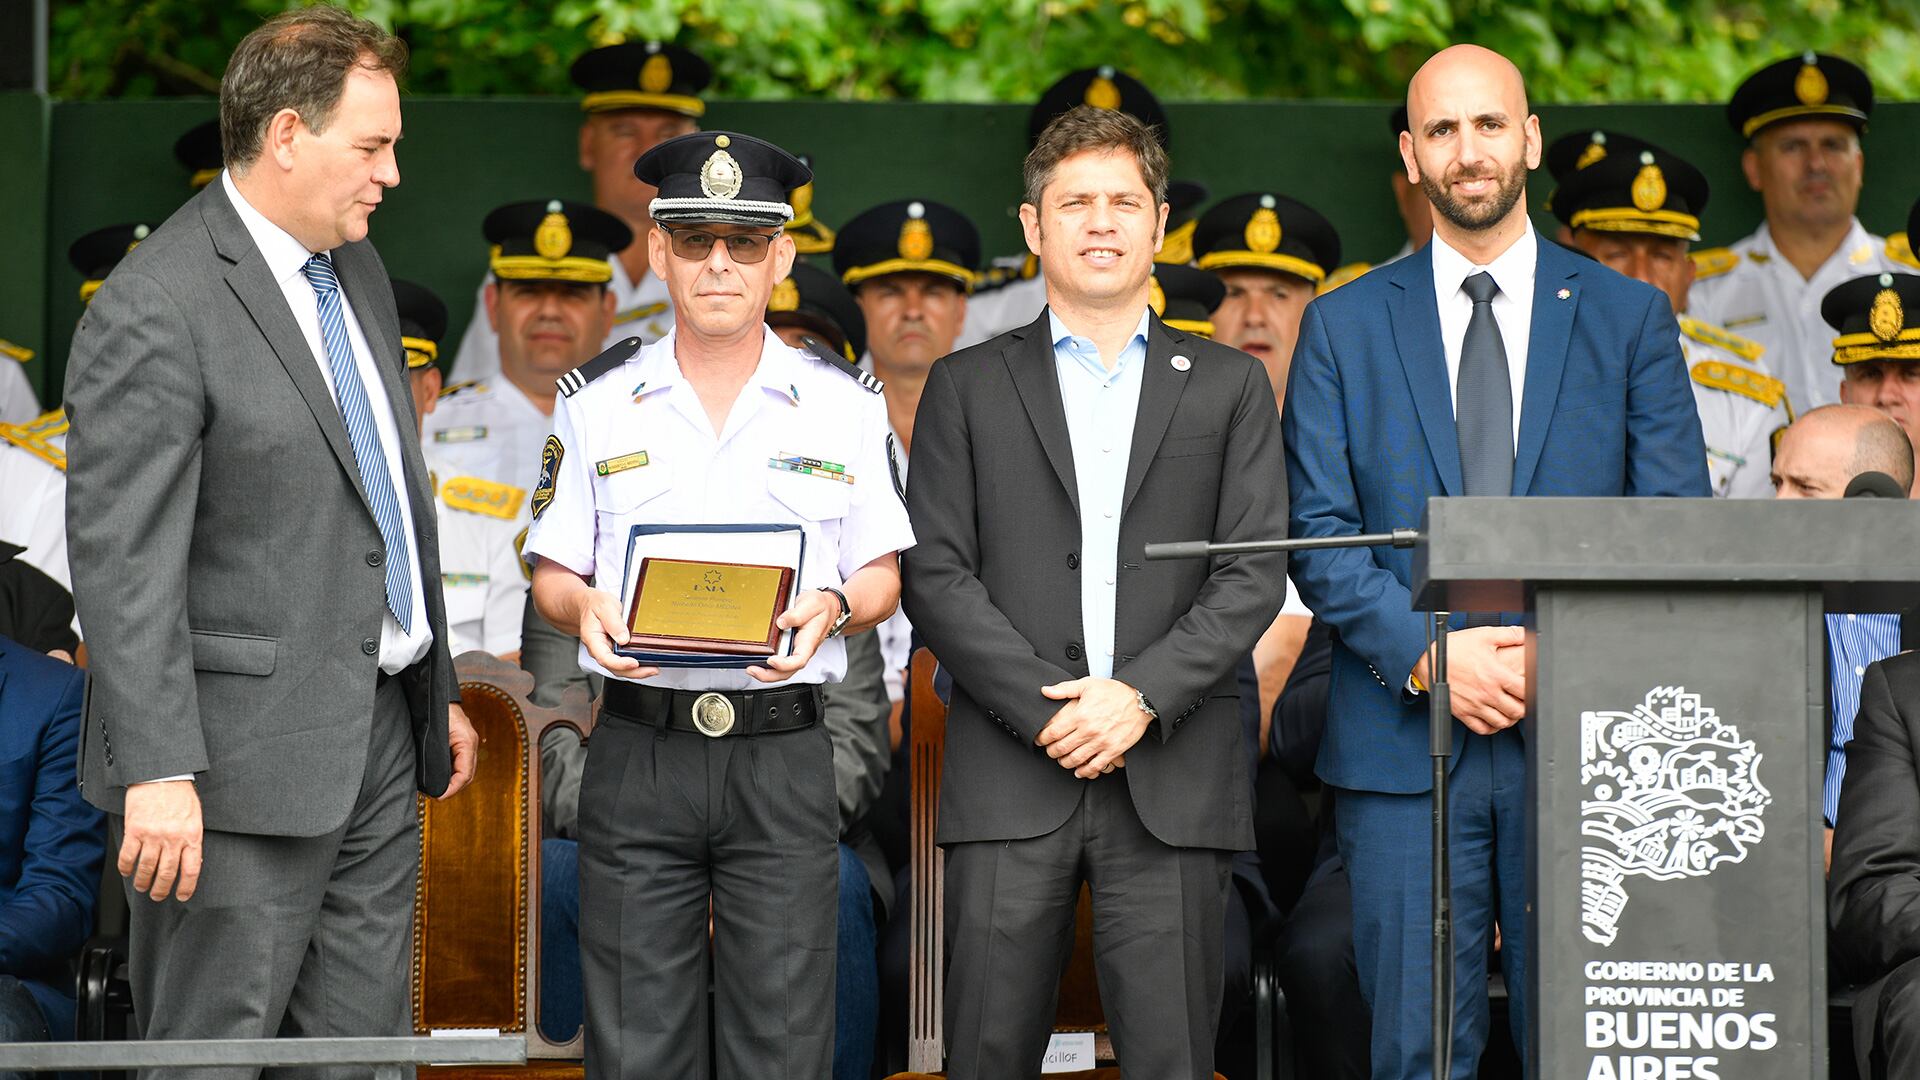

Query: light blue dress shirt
left=1049, top=307, right=1151, bottom=682
left=1825, top=612, right=1902, bottom=825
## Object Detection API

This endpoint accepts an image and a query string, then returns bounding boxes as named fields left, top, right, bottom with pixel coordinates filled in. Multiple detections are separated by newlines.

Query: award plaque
left=625, top=558, right=795, bottom=656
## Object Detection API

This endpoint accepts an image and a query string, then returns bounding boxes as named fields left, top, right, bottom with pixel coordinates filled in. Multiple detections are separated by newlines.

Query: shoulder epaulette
left=0, top=408, right=69, bottom=472
left=437, top=379, right=481, bottom=399
left=613, top=301, right=669, bottom=325
left=799, top=337, right=883, bottom=394
left=1691, top=359, right=1786, bottom=410
left=1690, top=247, right=1738, bottom=279
left=1678, top=315, right=1764, bottom=363
left=1318, top=262, right=1373, bottom=295
left=0, top=338, right=32, bottom=363
left=440, top=475, right=526, bottom=520
left=1888, top=233, right=1920, bottom=271
left=556, top=337, right=643, bottom=398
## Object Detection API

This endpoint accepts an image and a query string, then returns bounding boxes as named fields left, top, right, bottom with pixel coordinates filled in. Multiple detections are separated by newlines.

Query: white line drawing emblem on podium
left=1578, top=686, right=1772, bottom=946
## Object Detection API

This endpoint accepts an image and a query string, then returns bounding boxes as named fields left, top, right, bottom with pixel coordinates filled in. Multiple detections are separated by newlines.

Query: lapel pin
left=1171, top=354, right=1191, bottom=371
left=1557, top=288, right=1572, bottom=300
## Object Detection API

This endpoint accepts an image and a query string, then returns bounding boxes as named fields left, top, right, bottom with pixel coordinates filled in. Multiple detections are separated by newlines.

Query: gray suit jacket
left=902, top=309, right=1289, bottom=851
left=64, top=181, right=458, bottom=837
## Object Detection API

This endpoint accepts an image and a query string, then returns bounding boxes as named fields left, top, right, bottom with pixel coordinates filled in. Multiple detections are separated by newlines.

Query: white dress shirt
left=223, top=171, right=430, bottom=673
left=1050, top=307, right=1151, bottom=681
left=1428, top=220, right=1538, bottom=445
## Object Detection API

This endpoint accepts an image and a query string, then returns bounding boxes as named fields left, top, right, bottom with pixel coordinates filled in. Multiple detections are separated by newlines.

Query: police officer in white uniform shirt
left=396, top=280, right=530, bottom=656
left=425, top=199, right=630, bottom=492
left=1549, top=130, right=1792, bottom=498
left=1689, top=52, right=1903, bottom=413
left=446, top=41, right=703, bottom=383
left=525, top=131, right=913, bottom=1080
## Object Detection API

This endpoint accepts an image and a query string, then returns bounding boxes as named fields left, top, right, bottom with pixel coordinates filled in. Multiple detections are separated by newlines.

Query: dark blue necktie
left=302, top=253, right=414, bottom=633
left=1456, top=271, right=1513, bottom=498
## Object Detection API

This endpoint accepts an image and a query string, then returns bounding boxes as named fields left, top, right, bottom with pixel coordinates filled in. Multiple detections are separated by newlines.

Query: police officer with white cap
left=525, top=130, right=914, bottom=1080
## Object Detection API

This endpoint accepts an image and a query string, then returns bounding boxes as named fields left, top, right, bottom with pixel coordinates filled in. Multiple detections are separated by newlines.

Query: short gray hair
left=220, top=5, right=407, bottom=171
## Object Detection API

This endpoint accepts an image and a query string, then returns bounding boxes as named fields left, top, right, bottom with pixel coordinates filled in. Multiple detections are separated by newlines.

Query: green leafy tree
left=47, top=0, right=1920, bottom=102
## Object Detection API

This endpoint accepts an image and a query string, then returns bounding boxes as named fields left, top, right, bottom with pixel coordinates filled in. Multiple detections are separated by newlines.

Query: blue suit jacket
left=0, top=636, right=105, bottom=1037
left=1282, top=237, right=1710, bottom=795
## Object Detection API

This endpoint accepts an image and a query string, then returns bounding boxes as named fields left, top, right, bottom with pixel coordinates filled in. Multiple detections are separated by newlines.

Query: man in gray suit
left=902, top=105, right=1289, bottom=1079
left=63, top=6, right=476, bottom=1067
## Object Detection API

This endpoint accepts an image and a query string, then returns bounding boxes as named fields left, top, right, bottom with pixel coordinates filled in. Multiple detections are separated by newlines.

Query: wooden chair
left=888, top=648, right=1246, bottom=1080
left=414, top=651, right=591, bottom=1080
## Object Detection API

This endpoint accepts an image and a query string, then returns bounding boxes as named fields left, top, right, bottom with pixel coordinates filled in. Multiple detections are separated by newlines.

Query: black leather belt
left=602, top=682, right=820, bottom=738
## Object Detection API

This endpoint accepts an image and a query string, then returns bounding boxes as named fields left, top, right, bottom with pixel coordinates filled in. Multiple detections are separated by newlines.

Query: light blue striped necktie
left=301, top=253, right=414, bottom=633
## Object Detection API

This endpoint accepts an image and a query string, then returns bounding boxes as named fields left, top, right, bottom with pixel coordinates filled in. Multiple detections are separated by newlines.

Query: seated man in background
left=0, top=635, right=105, bottom=1050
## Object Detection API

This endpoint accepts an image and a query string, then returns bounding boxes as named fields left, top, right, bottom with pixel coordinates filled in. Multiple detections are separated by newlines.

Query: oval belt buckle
left=691, top=692, right=736, bottom=737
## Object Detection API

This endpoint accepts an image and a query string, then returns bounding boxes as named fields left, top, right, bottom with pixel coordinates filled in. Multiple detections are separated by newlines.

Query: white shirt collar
left=1429, top=217, right=1537, bottom=306
left=220, top=169, right=325, bottom=287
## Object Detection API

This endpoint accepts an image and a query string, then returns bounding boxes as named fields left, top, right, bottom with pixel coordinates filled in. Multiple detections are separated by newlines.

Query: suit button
left=362, top=638, right=379, bottom=656
left=1067, top=553, right=1079, bottom=570
left=1065, top=643, right=1083, bottom=661
left=367, top=549, right=385, bottom=567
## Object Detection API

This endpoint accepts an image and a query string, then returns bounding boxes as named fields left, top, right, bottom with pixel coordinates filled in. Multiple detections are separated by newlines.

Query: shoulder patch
left=1678, top=315, right=1764, bottom=363
left=1888, top=233, right=1920, bottom=272
left=437, top=379, right=482, bottom=399
left=1690, top=247, right=1738, bottom=280
left=556, top=337, right=643, bottom=398
left=532, top=435, right=563, bottom=520
left=1691, top=359, right=1786, bottom=410
left=0, top=338, right=32, bottom=363
left=514, top=526, right=532, bottom=581
left=799, top=337, right=884, bottom=394
left=1317, top=262, right=1373, bottom=295
left=441, top=475, right=526, bottom=520
left=0, top=408, right=69, bottom=472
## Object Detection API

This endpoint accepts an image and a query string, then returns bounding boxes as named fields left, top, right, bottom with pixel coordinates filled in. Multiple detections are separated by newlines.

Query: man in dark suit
left=63, top=7, right=475, bottom=1067
left=903, top=104, right=1289, bottom=1080
left=1831, top=652, right=1920, bottom=1078
left=1284, top=45, right=1709, bottom=1078
left=0, top=636, right=104, bottom=1050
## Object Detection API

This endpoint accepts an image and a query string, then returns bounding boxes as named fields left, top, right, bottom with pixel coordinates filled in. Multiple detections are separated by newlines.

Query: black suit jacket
left=1830, top=651, right=1920, bottom=1074
left=902, top=309, right=1288, bottom=851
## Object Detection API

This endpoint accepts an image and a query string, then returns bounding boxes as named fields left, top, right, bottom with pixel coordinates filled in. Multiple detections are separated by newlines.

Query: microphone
left=1844, top=471, right=1908, bottom=499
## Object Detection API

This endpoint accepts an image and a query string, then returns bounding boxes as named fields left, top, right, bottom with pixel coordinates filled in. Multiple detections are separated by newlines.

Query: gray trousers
left=578, top=714, right=839, bottom=1080
left=118, top=676, right=418, bottom=1080
left=942, top=775, right=1235, bottom=1080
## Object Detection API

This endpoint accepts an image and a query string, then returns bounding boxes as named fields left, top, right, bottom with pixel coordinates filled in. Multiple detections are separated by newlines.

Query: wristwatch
left=817, top=586, right=853, bottom=638
left=1134, top=688, right=1159, bottom=722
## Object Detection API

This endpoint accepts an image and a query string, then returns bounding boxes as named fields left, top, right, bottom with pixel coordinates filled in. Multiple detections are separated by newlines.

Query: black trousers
left=942, top=775, right=1234, bottom=1080
left=577, top=715, right=839, bottom=1080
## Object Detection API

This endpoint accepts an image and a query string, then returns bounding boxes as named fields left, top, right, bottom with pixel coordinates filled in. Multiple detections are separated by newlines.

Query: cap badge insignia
left=535, top=200, right=572, bottom=260
left=640, top=53, right=674, bottom=94
left=1148, top=275, right=1167, bottom=316
left=1576, top=132, right=1607, bottom=171
left=770, top=276, right=800, bottom=312
left=1085, top=69, right=1121, bottom=110
left=1245, top=207, right=1282, bottom=255
left=1795, top=60, right=1829, bottom=107
left=899, top=205, right=934, bottom=261
left=1631, top=155, right=1667, bottom=213
left=700, top=149, right=744, bottom=200
left=1871, top=286, right=1904, bottom=343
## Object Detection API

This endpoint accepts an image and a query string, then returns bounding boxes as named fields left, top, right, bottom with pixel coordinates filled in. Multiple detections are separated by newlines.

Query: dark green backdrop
left=6, top=93, right=1918, bottom=402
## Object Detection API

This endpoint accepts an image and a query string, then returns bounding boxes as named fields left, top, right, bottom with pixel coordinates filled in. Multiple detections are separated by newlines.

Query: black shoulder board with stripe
left=798, top=334, right=884, bottom=394
left=555, top=337, right=643, bottom=398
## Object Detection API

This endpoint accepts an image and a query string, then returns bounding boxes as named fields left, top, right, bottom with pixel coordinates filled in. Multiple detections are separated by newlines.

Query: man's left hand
left=1036, top=678, right=1151, bottom=780
left=441, top=703, right=478, bottom=799
left=748, top=589, right=839, bottom=683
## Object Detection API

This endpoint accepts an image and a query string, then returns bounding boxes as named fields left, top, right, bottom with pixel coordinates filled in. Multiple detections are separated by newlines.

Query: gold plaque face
left=627, top=558, right=793, bottom=654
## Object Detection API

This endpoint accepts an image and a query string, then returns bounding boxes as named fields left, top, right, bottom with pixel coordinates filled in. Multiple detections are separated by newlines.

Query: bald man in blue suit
left=0, top=635, right=105, bottom=1050
left=1282, top=46, right=1709, bottom=1079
